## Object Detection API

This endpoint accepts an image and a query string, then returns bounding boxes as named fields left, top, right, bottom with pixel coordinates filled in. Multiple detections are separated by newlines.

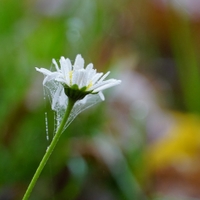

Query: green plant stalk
left=167, top=6, right=200, bottom=113
left=22, top=98, right=76, bottom=200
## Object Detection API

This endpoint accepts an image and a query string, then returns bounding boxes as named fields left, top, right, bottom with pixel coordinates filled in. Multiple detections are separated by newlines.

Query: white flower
left=36, top=54, right=121, bottom=101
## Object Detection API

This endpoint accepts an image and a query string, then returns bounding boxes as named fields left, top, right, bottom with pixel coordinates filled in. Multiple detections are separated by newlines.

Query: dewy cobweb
left=43, top=75, right=102, bottom=133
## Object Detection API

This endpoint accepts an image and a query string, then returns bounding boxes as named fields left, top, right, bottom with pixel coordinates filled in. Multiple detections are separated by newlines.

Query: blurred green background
left=1, top=0, right=200, bottom=199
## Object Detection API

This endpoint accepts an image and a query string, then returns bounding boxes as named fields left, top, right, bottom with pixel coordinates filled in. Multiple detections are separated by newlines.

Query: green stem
left=22, top=98, right=76, bottom=200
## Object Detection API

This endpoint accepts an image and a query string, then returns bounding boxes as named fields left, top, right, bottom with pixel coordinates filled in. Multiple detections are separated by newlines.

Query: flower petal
left=35, top=67, right=52, bottom=76
left=59, top=57, right=70, bottom=85
left=52, top=59, right=60, bottom=71
left=85, top=63, right=93, bottom=71
left=92, top=79, right=121, bottom=92
left=73, top=54, right=84, bottom=70
left=72, top=69, right=85, bottom=87
left=98, top=91, right=105, bottom=101
left=43, top=72, right=60, bottom=85
left=98, top=71, right=110, bottom=83
left=91, top=72, right=103, bottom=84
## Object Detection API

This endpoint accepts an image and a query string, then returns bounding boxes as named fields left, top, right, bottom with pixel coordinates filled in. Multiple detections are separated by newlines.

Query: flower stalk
left=22, top=98, right=76, bottom=200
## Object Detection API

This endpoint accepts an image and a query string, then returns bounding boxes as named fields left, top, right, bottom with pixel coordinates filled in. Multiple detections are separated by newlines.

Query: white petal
left=59, top=57, right=69, bottom=78
left=35, top=67, right=52, bottom=76
left=60, top=57, right=72, bottom=72
left=59, top=57, right=72, bottom=85
left=90, top=79, right=111, bottom=90
left=72, top=70, right=80, bottom=86
left=66, top=58, right=72, bottom=71
left=43, top=72, right=60, bottom=85
left=73, top=54, right=84, bottom=70
left=86, top=69, right=96, bottom=84
left=73, top=70, right=85, bottom=87
left=80, top=71, right=89, bottom=88
left=85, top=63, right=93, bottom=71
left=55, top=77, right=68, bottom=85
left=92, top=80, right=121, bottom=92
left=52, top=59, right=60, bottom=71
left=91, top=72, right=103, bottom=84
left=98, top=91, right=105, bottom=101
left=98, top=71, right=110, bottom=83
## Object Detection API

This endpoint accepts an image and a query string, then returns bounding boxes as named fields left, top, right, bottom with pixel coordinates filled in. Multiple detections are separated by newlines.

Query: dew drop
left=45, top=112, right=49, bottom=141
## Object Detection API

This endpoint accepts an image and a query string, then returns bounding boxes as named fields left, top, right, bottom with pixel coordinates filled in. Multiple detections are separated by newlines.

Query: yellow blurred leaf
left=147, top=112, right=200, bottom=171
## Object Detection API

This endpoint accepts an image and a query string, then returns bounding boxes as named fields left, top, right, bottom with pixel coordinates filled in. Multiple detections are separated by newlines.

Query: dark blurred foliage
left=1, top=0, right=200, bottom=199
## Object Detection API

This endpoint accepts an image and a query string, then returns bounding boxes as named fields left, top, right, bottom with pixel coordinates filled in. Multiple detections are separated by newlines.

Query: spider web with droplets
left=43, top=78, right=102, bottom=134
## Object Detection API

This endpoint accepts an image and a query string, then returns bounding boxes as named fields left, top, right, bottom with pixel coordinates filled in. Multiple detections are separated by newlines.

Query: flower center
left=69, top=71, right=73, bottom=85
left=86, top=81, right=93, bottom=90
